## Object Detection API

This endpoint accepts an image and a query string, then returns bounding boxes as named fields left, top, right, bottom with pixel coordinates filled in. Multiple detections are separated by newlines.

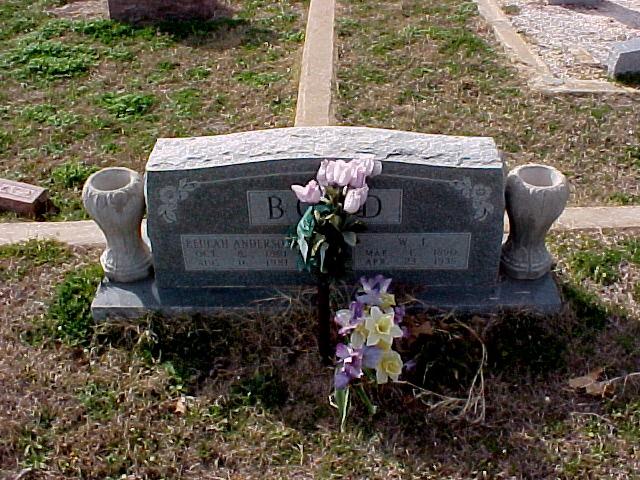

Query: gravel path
left=497, top=0, right=640, bottom=79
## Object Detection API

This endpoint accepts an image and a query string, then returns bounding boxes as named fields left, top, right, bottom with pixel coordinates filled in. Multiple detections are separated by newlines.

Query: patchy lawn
left=0, top=0, right=306, bottom=220
left=335, top=0, right=640, bottom=207
left=0, top=236, right=639, bottom=478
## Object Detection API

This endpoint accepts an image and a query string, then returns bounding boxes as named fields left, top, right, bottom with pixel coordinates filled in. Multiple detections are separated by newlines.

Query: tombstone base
left=91, top=274, right=563, bottom=321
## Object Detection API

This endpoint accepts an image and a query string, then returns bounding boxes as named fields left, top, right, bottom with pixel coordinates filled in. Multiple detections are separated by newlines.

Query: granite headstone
left=145, top=127, right=505, bottom=289
left=92, top=126, right=562, bottom=318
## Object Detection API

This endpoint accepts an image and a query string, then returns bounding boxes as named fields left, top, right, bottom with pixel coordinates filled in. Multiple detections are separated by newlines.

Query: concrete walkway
left=1, top=207, right=638, bottom=247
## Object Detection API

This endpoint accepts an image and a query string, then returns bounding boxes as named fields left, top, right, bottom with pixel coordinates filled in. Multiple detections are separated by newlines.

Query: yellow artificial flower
left=350, top=323, right=368, bottom=348
left=379, top=292, right=396, bottom=310
left=365, top=306, right=403, bottom=347
left=375, top=350, right=403, bottom=384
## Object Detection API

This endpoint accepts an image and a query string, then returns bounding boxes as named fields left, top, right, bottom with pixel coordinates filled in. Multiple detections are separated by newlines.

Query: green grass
left=98, top=92, right=156, bottom=119
left=565, top=238, right=640, bottom=285
left=47, top=264, right=103, bottom=345
left=21, top=103, right=80, bottom=127
left=0, top=0, right=306, bottom=219
left=0, top=239, right=71, bottom=280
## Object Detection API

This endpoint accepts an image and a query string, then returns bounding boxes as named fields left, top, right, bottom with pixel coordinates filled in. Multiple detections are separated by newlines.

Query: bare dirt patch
left=49, top=0, right=108, bottom=20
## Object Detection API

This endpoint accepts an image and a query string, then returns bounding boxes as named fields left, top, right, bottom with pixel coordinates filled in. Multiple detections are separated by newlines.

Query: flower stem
left=354, top=384, right=377, bottom=416
left=317, top=276, right=332, bottom=365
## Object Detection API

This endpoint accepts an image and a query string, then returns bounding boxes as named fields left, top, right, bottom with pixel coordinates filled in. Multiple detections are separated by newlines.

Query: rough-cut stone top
left=146, top=127, right=501, bottom=171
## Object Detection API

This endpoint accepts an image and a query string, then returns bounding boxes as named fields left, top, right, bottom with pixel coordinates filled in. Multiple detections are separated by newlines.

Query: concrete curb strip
left=294, top=0, right=336, bottom=126
left=1, top=207, right=639, bottom=247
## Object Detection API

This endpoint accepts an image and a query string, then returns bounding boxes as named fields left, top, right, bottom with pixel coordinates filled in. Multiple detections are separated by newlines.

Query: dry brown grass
left=0, top=236, right=639, bottom=478
left=335, top=0, right=640, bottom=207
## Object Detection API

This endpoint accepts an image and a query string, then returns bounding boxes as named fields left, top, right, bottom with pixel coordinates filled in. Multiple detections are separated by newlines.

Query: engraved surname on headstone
left=247, top=189, right=403, bottom=225
left=181, top=234, right=298, bottom=271
left=354, top=233, right=471, bottom=270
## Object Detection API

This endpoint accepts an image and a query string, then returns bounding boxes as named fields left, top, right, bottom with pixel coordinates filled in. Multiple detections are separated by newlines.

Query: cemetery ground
left=336, top=0, right=640, bottom=206
left=1, top=233, right=640, bottom=478
left=1, top=1, right=640, bottom=480
left=0, top=0, right=306, bottom=221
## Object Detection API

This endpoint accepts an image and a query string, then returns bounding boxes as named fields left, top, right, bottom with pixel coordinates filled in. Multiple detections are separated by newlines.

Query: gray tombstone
left=607, top=38, right=640, bottom=79
left=107, top=0, right=228, bottom=23
left=92, top=126, right=562, bottom=318
left=548, top=0, right=601, bottom=6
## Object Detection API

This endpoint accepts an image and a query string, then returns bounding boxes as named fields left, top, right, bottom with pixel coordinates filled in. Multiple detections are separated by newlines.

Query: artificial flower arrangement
left=289, top=158, right=406, bottom=428
left=289, top=157, right=382, bottom=277
left=332, top=275, right=406, bottom=430
left=289, top=157, right=382, bottom=360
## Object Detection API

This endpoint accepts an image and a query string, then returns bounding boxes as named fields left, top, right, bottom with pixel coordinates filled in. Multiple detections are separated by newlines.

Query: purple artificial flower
left=350, top=300, right=364, bottom=320
left=403, top=359, right=417, bottom=371
left=351, top=154, right=382, bottom=178
left=362, top=345, right=383, bottom=369
left=393, top=305, right=405, bottom=325
left=316, top=159, right=330, bottom=186
left=291, top=180, right=321, bottom=203
left=348, top=163, right=367, bottom=188
left=334, top=160, right=354, bottom=187
left=356, top=274, right=392, bottom=305
left=334, top=370, right=351, bottom=390
left=334, top=344, right=364, bottom=389
left=334, top=301, right=365, bottom=335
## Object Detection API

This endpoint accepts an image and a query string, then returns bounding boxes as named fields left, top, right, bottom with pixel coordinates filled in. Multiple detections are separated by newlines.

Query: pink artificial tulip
left=371, top=160, right=382, bottom=176
left=349, top=163, right=367, bottom=188
left=291, top=180, right=322, bottom=204
left=325, top=161, right=337, bottom=185
left=357, top=158, right=383, bottom=177
left=343, top=185, right=369, bottom=213
left=316, top=160, right=329, bottom=186
left=334, top=160, right=353, bottom=186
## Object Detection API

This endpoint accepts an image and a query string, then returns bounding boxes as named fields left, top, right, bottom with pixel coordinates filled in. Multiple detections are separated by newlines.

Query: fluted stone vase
left=501, top=164, right=569, bottom=280
left=83, top=167, right=152, bottom=283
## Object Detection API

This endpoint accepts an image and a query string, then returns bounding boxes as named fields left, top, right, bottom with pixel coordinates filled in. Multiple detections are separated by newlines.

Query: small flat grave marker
left=0, top=178, right=50, bottom=218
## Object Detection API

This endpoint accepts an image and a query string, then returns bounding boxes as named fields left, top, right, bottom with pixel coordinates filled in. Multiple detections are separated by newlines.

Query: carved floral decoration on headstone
left=158, top=178, right=198, bottom=223
left=452, top=177, right=494, bottom=221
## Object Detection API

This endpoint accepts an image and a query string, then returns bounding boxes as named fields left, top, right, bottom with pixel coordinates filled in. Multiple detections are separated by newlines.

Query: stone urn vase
left=501, top=164, right=569, bottom=280
left=82, top=167, right=152, bottom=283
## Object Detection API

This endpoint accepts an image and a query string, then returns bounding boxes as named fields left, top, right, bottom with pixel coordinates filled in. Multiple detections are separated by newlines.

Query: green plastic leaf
left=353, top=384, right=377, bottom=416
left=315, top=204, right=332, bottom=214
left=342, top=231, right=357, bottom=247
left=299, top=237, right=309, bottom=262
left=297, top=206, right=315, bottom=238
left=333, top=387, right=350, bottom=433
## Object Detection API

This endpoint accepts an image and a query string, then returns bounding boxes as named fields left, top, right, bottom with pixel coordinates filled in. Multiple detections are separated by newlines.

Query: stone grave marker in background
left=107, top=0, right=230, bottom=23
left=92, top=126, right=563, bottom=318
left=607, top=38, right=640, bottom=79
left=0, top=178, right=50, bottom=218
